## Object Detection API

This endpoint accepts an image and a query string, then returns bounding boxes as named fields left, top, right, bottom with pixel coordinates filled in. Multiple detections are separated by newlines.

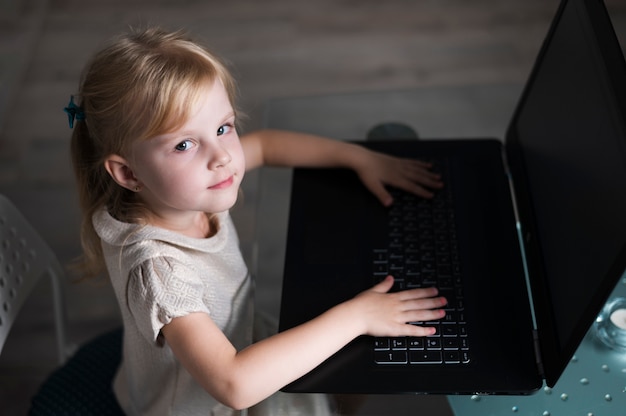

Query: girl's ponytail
left=69, top=115, right=107, bottom=279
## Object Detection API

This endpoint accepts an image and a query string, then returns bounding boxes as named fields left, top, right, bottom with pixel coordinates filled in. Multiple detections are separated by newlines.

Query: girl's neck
left=146, top=211, right=217, bottom=239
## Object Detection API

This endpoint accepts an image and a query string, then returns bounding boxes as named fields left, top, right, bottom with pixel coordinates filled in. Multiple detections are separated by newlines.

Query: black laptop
left=277, top=0, right=626, bottom=395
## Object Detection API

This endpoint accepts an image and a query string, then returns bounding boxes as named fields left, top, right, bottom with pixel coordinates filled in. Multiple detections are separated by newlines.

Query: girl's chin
left=208, top=192, right=240, bottom=213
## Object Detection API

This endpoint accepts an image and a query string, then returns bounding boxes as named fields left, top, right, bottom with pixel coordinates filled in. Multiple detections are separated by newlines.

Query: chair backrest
left=0, top=194, right=68, bottom=363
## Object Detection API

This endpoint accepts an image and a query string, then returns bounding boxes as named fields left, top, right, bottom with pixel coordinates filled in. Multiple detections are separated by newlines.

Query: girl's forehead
left=144, top=79, right=232, bottom=141
left=177, top=79, right=231, bottom=121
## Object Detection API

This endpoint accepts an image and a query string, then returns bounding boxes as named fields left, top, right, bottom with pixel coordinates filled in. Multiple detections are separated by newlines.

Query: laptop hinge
left=501, top=147, right=539, bottom=329
left=533, top=329, right=545, bottom=379
left=504, top=148, right=545, bottom=381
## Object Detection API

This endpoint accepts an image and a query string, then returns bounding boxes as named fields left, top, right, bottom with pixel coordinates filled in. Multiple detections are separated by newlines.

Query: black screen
left=507, top=0, right=626, bottom=386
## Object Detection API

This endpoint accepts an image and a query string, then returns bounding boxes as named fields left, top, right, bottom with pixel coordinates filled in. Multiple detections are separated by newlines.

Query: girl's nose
left=208, top=144, right=231, bottom=169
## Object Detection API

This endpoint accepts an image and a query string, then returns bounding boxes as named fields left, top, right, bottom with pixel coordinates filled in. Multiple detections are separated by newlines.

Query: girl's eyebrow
left=151, top=110, right=236, bottom=142
left=220, top=111, right=235, bottom=123
left=151, top=130, right=189, bottom=143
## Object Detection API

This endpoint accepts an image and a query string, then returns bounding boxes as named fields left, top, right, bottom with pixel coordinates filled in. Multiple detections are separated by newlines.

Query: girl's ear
left=104, top=154, right=142, bottom=192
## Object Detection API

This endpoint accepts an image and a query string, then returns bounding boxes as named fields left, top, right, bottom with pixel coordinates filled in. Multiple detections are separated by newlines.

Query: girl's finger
left=371, top=275, right=395, bottom=293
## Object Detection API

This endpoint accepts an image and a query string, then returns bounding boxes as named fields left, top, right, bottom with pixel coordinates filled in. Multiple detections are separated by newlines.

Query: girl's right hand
left=349, top=275, right=447, bottom=337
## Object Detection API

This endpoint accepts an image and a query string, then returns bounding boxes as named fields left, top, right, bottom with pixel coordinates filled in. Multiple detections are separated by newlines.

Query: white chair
left=0, top=194, right=124, bottom=415
left=0, top=193, right=68, bottom=364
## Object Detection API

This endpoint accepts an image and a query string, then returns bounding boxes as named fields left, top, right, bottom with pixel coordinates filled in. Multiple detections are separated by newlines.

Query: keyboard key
left=444, top=351, right=460, bottom=364
left=408, top=337, right=425, bottom=350
left=460, top=338, right=469, bottom=350
left=374, top=338, right=390, bottom=350
left=458, top=325, right=468, bottom=337
left=391, top=337, right=407, bottom=349
left=426, top=338, right=442, bottom=350
left=443, top=338, right=460, bottom=349
left=410, top=350, right=443, bottom=364
left=375, top=350, right=408, bottom=364
left=441, top=324, right=459, bottom=337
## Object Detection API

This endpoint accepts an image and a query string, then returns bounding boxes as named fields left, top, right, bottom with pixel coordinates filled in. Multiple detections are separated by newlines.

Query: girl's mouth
left=209, top=175, right=234, bottom=190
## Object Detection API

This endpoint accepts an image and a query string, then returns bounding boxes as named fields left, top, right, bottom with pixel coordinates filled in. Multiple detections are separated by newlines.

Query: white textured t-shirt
left=94, top=209, right=253, bottom=416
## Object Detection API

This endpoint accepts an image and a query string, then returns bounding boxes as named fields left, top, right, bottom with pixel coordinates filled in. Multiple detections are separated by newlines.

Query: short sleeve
left=127, top=256, right=212, bottom=345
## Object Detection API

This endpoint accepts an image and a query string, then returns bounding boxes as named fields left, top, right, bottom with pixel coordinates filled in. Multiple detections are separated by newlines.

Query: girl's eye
left=217, top=124, right=233, bottom=136
left=174, top=140, right=193, bottom=152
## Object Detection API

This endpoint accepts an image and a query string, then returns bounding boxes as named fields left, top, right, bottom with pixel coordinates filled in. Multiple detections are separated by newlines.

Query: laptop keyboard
left=372, top=180, right=470, bottom=365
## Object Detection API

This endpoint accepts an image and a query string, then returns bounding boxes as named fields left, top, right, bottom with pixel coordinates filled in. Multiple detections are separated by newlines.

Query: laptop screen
left=506, top=0, right=626, bottom=386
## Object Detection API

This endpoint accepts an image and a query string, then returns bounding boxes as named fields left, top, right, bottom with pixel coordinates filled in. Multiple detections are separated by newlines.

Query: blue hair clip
left=63, top=96, right=85, bottom=128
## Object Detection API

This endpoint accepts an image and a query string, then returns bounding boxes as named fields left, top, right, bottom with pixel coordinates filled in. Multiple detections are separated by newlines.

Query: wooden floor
left=1, top=0, right=625, bottom=414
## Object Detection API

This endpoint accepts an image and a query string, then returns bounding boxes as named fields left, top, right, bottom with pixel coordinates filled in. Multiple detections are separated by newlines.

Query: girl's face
left=129, top=79, right=244, bottom=230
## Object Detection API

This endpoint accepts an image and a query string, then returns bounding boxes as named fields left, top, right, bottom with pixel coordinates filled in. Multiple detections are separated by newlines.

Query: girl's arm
left=161, top=276, right=446, bottom=410
left=241, top=129, right=443, bottom=206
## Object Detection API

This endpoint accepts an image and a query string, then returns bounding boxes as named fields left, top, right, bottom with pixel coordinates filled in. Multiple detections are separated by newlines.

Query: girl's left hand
left=354, top=150, right=444, bottom=206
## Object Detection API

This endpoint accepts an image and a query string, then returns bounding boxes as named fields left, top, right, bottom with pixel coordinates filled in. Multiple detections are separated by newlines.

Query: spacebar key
left=409, top=350, right=442, bottom=364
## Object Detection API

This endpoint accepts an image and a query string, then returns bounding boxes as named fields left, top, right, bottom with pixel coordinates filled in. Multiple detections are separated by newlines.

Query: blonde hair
left=70, top=27, right=238, bottom=279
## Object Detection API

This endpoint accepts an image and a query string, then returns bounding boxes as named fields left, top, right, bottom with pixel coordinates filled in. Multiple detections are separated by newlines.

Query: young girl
left=67, top=27, right=446, bottom=415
